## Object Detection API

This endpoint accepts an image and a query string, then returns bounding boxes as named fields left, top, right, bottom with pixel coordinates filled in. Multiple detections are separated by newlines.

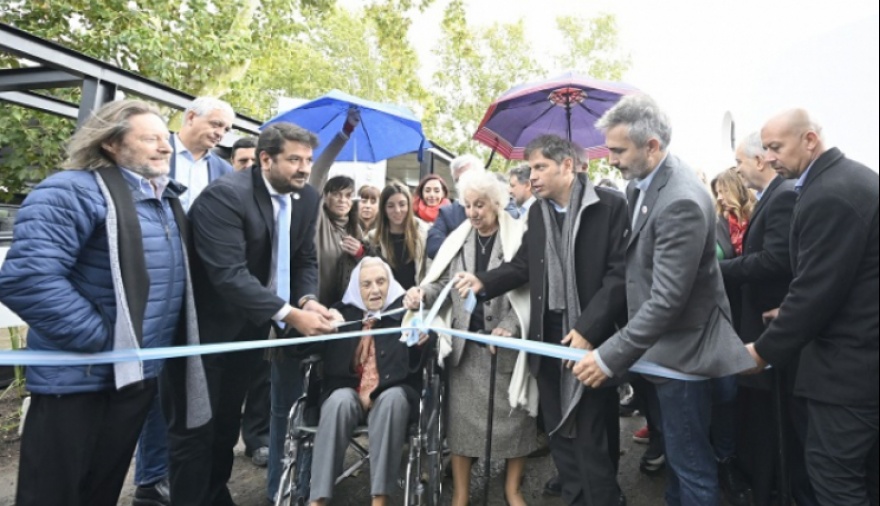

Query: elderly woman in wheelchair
left=305, top=257, right=431, bottom=506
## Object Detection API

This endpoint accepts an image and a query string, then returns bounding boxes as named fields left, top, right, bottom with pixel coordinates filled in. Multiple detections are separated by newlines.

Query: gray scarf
left=540, top=174, right=600, bottom=437
left=94, top=168, right=211, bottom=429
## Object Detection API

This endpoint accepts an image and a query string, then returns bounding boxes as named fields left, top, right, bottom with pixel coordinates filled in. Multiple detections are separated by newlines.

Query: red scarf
left=728, top=214, right=748, bottom=256
left=353, top=318, right=379, bottom=410
left=413, top=196, right=450, bottom=223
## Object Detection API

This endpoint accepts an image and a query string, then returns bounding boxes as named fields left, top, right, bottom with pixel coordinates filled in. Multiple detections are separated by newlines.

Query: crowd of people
left=0, top=92, right=876, bottom=506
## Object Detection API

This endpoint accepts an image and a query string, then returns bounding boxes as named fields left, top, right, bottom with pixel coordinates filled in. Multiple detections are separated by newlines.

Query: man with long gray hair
left=573, top=95, right=755, bottom=506
left=0, top=100, right=209, bottom=506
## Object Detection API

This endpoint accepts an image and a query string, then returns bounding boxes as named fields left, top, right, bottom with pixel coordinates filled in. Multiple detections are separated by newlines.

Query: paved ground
left=0, top=410, right=668, bottom=506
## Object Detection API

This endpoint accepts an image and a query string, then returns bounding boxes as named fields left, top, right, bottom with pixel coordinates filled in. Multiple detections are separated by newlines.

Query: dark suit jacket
left=721, top=177, right=797, bottom=344
left=720, top=177, right=798, bottom=390
left=189, top=166, right=320, bottom=344
left=477, top=174, right=629, bottom=377
left=754, top=148, right=879, bottom=407
left=426, top=202, right=466, bottom=259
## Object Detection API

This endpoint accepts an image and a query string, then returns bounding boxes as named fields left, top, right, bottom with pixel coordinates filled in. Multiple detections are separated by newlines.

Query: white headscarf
left=341, top=257, right=406, bottom=318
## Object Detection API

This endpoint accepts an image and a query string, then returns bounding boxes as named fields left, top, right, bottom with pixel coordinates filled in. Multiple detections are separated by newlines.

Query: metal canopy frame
left=0, top=22, right=261, bottom=134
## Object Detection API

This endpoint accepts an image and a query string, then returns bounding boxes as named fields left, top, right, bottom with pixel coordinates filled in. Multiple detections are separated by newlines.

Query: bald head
left=760, top=108, right=826, bottom=180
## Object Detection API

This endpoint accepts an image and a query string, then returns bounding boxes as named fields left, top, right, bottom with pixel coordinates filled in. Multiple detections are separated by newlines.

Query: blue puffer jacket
left=0, top=169, right=186, bottom=395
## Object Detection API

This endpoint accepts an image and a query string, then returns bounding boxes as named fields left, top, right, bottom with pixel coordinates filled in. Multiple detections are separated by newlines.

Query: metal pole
left=772, top=367, right=792, bottom=505
left=483, top=350, right=498, bottom=506
left=565, top=102, right=572, bottom=142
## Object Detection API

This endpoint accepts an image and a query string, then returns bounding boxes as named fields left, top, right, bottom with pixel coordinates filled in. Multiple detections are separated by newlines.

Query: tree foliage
left=0, top=0, right=628, bottom=198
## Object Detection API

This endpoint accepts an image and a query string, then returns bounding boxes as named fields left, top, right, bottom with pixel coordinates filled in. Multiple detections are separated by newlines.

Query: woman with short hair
left=404, top=170, right=537, bottom=506
left=316, top=175, right=367, bottom=305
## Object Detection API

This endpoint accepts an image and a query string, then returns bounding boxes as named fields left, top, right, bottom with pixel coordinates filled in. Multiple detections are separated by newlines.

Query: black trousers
left=17, top=380, right=156, bottom=506
left=163, top=348, right=264, bottom=506
left=538, top=355, right=621, bottom=506
left=241, top=358, right=271, bottom=453
left=805, top=399, right=879, bottom=506
left=736, top=386, right=818, bottom=506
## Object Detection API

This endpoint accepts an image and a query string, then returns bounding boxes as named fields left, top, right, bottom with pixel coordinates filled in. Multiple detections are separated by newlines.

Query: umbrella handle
left=485, top=148, right=497, bottom=169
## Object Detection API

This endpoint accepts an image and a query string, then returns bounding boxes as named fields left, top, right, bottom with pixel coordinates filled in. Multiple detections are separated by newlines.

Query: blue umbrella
left=262, top=89, right=429, bottom=163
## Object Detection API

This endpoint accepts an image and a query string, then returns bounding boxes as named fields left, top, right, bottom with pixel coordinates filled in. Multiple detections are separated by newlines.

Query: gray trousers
left=309, top=387, right=410, bottom=502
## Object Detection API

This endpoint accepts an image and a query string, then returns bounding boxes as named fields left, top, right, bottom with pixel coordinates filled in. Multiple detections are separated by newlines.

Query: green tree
left=0, top=0, right=432, bottom=199
left=554, top=13, right=631, bottom=81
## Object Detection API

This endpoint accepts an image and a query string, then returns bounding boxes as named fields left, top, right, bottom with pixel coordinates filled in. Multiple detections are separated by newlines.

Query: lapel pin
left=641, top=206, right=648, bottom=214
left=292, top=193, right=301, bottom=200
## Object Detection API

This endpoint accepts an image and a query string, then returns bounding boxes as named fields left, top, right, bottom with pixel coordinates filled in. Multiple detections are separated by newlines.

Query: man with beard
left=0, top=100, right=209, bottom=506
left=163, top=122, right=335, bottom=505
left=574, top=95, right=755, bottom=506
left=133, top=96, right=237, bottom=506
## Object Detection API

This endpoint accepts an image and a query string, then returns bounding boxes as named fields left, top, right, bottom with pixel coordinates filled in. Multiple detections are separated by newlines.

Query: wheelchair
left=274, top=338, right=446, bottom=506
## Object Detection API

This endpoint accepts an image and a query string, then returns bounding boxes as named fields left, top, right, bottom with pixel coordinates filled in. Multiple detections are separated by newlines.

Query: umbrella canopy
left=262, top=89, right=428, bottom=163
left=473, top=72, right=639, bottom=160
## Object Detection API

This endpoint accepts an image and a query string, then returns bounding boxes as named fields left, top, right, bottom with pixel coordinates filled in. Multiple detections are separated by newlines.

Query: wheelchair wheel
left=424, top=367, right=445, bottom=506
left=276, top=400, right=312, bottom=506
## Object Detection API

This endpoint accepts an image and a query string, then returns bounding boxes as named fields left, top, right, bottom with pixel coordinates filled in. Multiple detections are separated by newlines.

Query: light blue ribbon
left=1, top=280, right=708, bottom=381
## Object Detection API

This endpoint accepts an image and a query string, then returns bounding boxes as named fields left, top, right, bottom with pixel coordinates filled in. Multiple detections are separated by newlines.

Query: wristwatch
left=298, top=295, right=318, bottom=309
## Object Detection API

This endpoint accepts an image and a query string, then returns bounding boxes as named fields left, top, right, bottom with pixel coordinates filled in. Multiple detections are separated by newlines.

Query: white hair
left=185, top=96, right=235, bottom=118
left=450, top=154, right=485, bottom=181
left=739, top=131, right=765, bottom=159
left=456, top=170, right=509, bottom=214
left=596, top=94, right=672, bottom=151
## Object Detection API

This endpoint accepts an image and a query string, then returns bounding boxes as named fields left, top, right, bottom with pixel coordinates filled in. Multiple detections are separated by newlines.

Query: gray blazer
left=597, top=155, right=754, bottom=378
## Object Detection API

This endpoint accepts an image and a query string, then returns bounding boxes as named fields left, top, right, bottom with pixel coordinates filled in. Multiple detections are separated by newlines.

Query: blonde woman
left=369, top=182, right=428, bottom=290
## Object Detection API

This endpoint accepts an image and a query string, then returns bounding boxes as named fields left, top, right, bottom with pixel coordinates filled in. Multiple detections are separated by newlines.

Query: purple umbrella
left=473, top=72, right=639, bottom=160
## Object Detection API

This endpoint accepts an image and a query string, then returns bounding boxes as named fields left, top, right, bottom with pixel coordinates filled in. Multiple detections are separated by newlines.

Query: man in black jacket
left=747, top=109, right=879, bottom=506
left=458, top=135, right=629, bottom=506
left=163, top=122, right=335, bottom=506
left=721, top=131, right=817, bottom=506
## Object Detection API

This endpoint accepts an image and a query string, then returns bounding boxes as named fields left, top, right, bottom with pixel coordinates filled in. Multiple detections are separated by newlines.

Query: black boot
left=132, top=476, right=171, bottom=506
left=719, top=456, right=754, bottom=506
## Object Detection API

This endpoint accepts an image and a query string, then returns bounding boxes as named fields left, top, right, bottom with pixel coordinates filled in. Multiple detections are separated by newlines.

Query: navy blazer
left=188, top=166, right=320, bottom=344
left=754, top=148, right=879, bottom=407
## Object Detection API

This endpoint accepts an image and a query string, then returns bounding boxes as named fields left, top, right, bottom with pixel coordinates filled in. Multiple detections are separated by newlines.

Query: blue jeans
left=655, top=379, right=718, bottom=506
left=134, top=393, right=168, bottom=486
left=710, top=375, right=738, bottom=461
left=267, top=356, right=304, bottom=502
